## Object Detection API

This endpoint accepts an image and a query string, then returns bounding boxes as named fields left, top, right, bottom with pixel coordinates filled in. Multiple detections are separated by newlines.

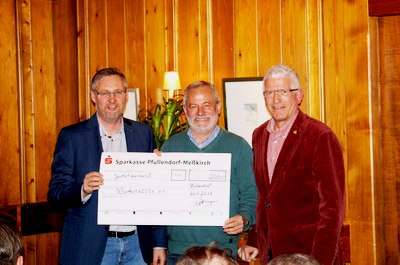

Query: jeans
left=101, top=234, right=146, bottom=265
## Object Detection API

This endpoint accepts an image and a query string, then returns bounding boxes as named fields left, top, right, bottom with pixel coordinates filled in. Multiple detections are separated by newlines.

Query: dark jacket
left=252, top=111, right=345, bottom=265
left=48, top=114, right=167, bottom=265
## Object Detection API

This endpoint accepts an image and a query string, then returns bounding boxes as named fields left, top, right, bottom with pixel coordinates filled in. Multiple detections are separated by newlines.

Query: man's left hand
left=223, top=214, right=248, bottom=235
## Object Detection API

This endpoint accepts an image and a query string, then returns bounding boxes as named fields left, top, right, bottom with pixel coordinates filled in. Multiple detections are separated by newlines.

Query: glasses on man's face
left=95, top=89, right=126, bottom=98
left=263, top=88, right=298, bottom=98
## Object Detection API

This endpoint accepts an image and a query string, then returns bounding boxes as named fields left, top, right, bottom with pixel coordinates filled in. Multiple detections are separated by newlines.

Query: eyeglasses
left=95, top=89, right=126, bottom=98
left=263, top=88, right=298, bottom=98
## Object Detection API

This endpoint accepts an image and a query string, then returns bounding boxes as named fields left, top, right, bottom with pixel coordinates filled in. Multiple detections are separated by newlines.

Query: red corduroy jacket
left=251, top=111, right=345, bottom=265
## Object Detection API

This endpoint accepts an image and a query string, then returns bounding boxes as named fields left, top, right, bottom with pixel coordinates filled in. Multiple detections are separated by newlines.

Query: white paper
left=98, top=152, right=231, bottom=226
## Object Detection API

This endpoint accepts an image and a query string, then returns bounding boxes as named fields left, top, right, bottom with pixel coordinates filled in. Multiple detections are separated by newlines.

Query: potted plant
left=139, top=95, right=187, bottom=148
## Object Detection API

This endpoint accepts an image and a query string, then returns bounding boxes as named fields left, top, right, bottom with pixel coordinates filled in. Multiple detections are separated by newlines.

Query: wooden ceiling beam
left=369, top=0, right=400, bottom=17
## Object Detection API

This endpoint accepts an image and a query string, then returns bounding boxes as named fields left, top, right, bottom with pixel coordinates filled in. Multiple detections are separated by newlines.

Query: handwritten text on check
left=98, top=152, right=231, bottom=226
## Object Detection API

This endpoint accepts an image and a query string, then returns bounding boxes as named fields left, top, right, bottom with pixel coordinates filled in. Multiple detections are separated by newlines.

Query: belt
left=107, top=230, right=136, bottom=238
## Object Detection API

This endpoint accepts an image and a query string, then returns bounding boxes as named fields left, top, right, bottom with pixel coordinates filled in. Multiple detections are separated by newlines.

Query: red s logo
left=105, top=156, right=112, bottom=164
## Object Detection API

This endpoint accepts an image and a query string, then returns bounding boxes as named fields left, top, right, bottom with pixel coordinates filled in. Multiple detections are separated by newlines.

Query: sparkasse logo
left=105, top=156, right=112, bottom=164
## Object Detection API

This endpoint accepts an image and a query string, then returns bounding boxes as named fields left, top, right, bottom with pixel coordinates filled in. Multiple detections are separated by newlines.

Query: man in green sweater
left=162, top=80, right=257, bottom=264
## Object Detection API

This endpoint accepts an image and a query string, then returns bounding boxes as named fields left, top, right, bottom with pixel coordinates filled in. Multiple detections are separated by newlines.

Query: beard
left=187, top=113, right=219, bottom=135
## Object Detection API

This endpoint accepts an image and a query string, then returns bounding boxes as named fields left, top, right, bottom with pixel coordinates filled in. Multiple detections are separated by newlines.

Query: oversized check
left=98, top=152, right=231, bottom=226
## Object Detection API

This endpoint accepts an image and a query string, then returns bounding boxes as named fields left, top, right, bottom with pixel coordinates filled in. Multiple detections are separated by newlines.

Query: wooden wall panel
left=343, top=0, right=373, bottom=263
left=371, top=15, right=400, bottom=265
left=233, top=0, right=257, bottom=77
left=54, top=0, right=79, bottom=130
left=88, top=0, right=107, bottom=114
left=177, top=0, right=208, bottom=86
left=212, top=0, right=234, bottom=129
left=125, top=0, right=147, bottom=110
left=0, top=0, right=21, bottom=205
left=76, top=0, right=91, bottom=119
left=305, top=0, right=322, bottom=119
left=281, top=0, right=309, bottom=111
left=17, top=0, right=36, bottom=204
left=30, top=0, right=57, bottom=202
left=145, top=0, right=168, bottom=105
left=369, top=16, right=385, bottom=265
left=257, top=0, right=282, bottom=74
left=107, top=0, right=126, bottom=71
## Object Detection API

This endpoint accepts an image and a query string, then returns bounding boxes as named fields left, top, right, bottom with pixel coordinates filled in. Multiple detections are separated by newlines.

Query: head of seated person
left=0, top=222, right=24, bottom=265
left=176, top=244, right=238, bottom=265
left=268, top=253, right=321, bottom=265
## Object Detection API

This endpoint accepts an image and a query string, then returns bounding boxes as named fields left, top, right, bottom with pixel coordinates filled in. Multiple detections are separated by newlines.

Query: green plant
left=139, top=96, right=187, bottom=148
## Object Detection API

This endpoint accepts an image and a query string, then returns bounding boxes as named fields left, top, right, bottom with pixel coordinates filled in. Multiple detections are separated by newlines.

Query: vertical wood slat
left=375, top=16, right=400, bottom=265
left=305, top=0, right=322, bottom=119
left=368, top=17, right=386, bottom=265
left=145, top=0, right=167, bottom=105
left=257, top=0, right=282, bottom=73
left=125, top=0, right=146, bottom=111
left=0, top=0, right=21, bottom=205
left=212, top=0, right=234, bottom=129
left=76, top=0, right=91, bottom=120
left=177, top=0, right=204, bottom=85
left=53, top=0, right=79, bottom=131
left=233, top=0, right=258, bottom=77
left=343, top=0, right=374, bottom=264
left=30, top=0, right=56, bottom=201
left=198, top=0, right=209, bottom=81
left=17, top=0, right=35, bottom=204
left=281, top=0, right=309, bottom=111
left=106, top=0, right=126, bottom=71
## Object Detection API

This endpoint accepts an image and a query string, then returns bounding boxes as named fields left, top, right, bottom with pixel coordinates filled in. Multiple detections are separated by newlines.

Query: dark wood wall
left=0, top=0, right=398, bottom=264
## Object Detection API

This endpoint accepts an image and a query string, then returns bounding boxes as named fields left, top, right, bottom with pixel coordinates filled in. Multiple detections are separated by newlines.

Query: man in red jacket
left=238, top=64, right=345, bottom=265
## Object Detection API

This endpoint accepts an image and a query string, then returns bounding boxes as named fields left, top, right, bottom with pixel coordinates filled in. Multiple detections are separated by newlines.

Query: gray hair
left=263, top=64, right=300, bottom=91
left=268, top=253, right=321, bottom=265
left=183, top=80, right=220, bottom=106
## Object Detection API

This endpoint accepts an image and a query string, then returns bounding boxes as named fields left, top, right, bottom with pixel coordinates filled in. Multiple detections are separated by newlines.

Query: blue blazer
left=48, top=114, right=167, bottom=265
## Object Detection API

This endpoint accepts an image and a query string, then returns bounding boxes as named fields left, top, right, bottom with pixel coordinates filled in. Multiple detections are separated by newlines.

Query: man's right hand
left=83, top=171, right=104, bottom=196
left=238, top=245, right=259, bottom=262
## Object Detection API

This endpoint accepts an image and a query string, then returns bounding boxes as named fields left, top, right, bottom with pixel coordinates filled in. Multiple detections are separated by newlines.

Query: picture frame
left=123, top=88, right=140, bottom=121
left=222, top=77, right=271, bottom=146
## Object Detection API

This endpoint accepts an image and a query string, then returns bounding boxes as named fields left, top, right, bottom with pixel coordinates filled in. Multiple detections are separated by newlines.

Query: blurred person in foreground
left=176, top=245, right=238, bottom=265
left=48, top=68, right=167, bottom=265
left=238, top=64, right=345, bottom=265
left=161, top=80, right=257, bottom=264
left=268, top=253, right=321, bottom=265
left=0, top=222, right=24, bottom=265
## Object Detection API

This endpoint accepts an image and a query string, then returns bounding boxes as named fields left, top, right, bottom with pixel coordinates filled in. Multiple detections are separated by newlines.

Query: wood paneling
left=369, top=0, right=400, bottom=17
left=212, top=0, right=234, bottom=129
left=0, top=0, right=20, bottom=205
left=125, top=0, right=147, bottom=109
left=371, top=15, right=400, bottom=265
left=234, top=0, right=258, bottom=77
left=1, top=0, right=397, bottom=264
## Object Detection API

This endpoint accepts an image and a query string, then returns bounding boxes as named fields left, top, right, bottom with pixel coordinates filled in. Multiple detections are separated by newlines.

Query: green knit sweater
left=161, top=128, right=257, bottom=257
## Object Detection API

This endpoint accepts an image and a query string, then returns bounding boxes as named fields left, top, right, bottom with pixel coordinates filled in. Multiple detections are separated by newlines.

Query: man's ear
left=296, top=89, right=304, bottom=105
left=90, top=90, right=97, bottom=105
left=16, top=255, right=23, bottom=265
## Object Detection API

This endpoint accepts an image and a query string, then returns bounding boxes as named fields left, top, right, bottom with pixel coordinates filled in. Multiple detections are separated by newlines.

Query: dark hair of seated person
left=176, top=245, right=238, bottom=265
left=268, top=253, right=321, bottom=265
left=0, top=223, right=24, bottom=265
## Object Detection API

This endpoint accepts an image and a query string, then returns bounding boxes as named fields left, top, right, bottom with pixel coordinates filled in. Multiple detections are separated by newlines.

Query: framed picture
left=124, top=88, right=140, bottom=121
left=222, top=77, right=271, bottom=146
